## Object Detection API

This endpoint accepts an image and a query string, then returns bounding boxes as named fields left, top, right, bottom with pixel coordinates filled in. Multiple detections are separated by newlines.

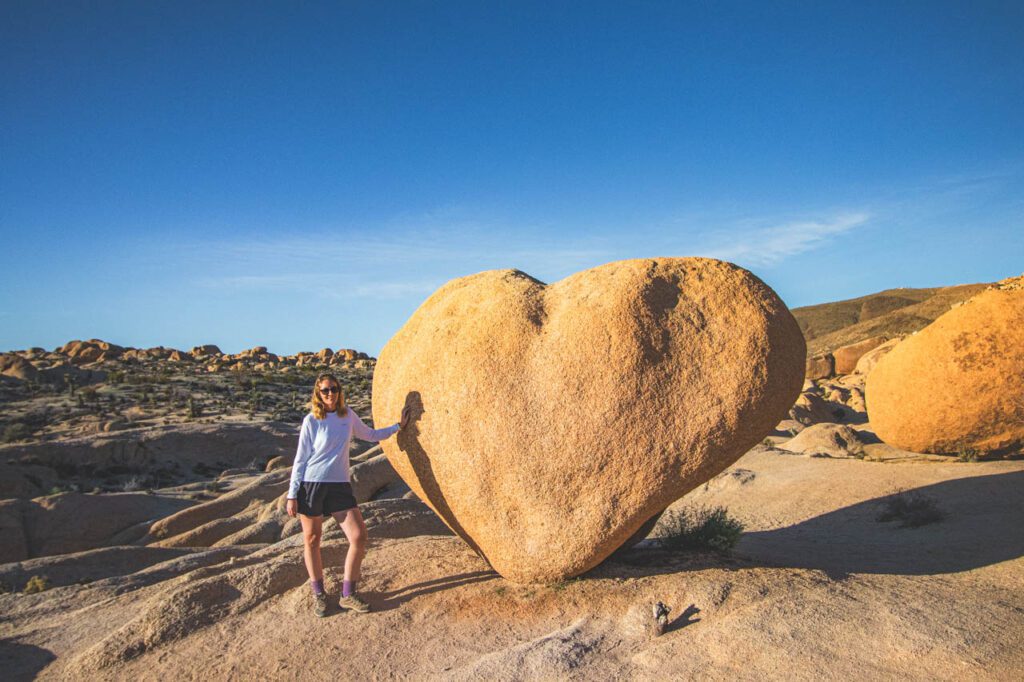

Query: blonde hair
left=311, top=372, right=347, bottom=419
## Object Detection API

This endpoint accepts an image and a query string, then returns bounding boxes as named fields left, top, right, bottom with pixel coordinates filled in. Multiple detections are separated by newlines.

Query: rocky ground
left=1, top=449, right=1020, bottom=681
left=1, top=335, right=1022, bottom=680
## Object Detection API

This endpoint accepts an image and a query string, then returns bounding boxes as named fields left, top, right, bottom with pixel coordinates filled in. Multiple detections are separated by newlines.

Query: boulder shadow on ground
left=0, top=639, right=57, bottom=680
left=598, top=470, right=1024, bottom=581
left=738, top=470, right=1024, bottom=578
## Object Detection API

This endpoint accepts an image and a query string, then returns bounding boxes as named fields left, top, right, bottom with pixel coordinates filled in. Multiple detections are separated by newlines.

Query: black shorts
left=296, top=482, right=357, bottom=517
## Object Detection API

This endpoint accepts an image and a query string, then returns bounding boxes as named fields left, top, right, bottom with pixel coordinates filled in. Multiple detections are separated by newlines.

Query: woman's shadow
left=369, top=570, right=499, bottom=612
left=396, top=391, right=487, bottom=560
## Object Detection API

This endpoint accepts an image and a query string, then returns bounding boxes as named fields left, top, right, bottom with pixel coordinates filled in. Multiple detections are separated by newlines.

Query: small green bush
left=24, top=575, right=51, bottom=594
left=657, top=506, right=745, bottom=553
left=876, top=490, right=944, bottom=528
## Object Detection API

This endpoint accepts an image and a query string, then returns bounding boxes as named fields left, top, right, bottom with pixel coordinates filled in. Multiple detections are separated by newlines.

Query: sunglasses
left=319, top=386, right=340, bottom=395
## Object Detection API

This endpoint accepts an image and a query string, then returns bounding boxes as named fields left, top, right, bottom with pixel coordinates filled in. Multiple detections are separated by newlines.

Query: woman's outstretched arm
left=350, top=409, right=400, bottom=442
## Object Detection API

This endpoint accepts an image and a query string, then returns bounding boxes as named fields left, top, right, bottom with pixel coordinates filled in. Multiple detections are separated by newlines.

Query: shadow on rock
left=666, top=604, right=701, bottom=633
left=396, top=392, right=487, bottom=561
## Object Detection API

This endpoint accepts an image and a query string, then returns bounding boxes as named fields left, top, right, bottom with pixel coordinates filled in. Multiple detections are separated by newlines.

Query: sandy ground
left=1, top=449, right=1022, bottom=681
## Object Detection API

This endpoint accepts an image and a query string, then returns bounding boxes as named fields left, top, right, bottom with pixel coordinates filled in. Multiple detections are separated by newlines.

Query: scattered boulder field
left=0, top=340, right=378, bottom=497
left=0, top=269, right=1022, bottom=679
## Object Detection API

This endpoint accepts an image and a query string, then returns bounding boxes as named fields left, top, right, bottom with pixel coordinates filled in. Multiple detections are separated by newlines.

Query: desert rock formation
left=778, top=423, right=866, bottom=458
left=867, top=279, right=1024, bottom=455
left=373, top=258, right=805, bottom=582
left=832, top=336, right=887, bottom=375
left=853, top=337, right=901, bottom=375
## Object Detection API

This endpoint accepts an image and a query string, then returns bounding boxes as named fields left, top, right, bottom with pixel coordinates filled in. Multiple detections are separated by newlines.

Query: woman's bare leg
left=299, top=514, right=324, bottom=582
left=332, top=507, right=367, bottom=583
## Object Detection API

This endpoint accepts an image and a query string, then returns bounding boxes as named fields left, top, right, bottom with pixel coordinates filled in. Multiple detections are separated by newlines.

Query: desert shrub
left=657, top=506, right=745, bottom=553
left=956, top=443, right=981, bottom=463
left=876, top=490, right=945, bottom=528
left=24, top=575, right=51, bottom=594
left=2, top=422, right=32, bottom=443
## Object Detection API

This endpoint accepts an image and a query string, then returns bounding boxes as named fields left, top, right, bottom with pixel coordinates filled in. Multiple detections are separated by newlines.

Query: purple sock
left=310, top=579, right=324, bottom=596
left=343, top=580, right=355, bottom=597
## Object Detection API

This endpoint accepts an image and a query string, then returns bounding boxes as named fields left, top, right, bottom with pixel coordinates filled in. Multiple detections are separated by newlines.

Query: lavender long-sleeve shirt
left=287, top=408, right=400, bottom=499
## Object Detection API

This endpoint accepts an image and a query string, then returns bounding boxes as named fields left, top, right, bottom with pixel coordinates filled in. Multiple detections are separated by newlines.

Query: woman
left=286, top=372, right=408, bottom=617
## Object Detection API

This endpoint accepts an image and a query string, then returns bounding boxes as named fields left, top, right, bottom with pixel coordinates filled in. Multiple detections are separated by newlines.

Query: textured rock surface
left=350, top=453, right=402, bottom=503
left=867, top=282, right=1024, bottom=455
left=854, top=337, right=900, bottom=375
left=0, top=493, right=192, bottom=562
left=805, top=353, right=835, bottom=380
left=779, top=423, right=866, bottom=458
left=833, top=336, right=887, bottom=374
left=147, top=471, right=288, bottom=542
left=789, top=391, right=837, bottom=426
left=373, top=258, right=805, bottom=582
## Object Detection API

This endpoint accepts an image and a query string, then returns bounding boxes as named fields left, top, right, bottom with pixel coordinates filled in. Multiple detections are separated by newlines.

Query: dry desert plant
left=24, top=575, right=51, bottom=594
left=657, top=506, right=745, bottom=553
left=876, top=489, right=945, bottom=528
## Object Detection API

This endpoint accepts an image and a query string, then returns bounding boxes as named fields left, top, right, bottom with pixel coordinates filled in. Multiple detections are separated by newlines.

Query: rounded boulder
left=372, top=258, right=805, bottom=582
left=866, top=280, right=1024, bottom=455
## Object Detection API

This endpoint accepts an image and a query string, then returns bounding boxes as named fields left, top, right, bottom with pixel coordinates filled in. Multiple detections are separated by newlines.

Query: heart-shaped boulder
left=373, top=258, right=805, bottom=582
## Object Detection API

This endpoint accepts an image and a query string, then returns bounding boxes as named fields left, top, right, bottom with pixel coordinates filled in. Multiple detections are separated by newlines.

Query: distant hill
left=791, top=282, right=990, bottom=357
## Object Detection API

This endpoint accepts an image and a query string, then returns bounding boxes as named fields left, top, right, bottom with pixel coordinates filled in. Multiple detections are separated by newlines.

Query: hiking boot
left=338, top=593, right=371, bottom=613
left=313, top=592, right=328, bottom=618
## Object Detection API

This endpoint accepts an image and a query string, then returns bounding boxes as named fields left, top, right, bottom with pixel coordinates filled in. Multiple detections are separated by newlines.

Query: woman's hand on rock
left=286, top=499, right=297, bottom=517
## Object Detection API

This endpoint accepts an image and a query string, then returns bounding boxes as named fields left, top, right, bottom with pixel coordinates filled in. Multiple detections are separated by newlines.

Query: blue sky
left=2, top=1, right=1022, bottom=356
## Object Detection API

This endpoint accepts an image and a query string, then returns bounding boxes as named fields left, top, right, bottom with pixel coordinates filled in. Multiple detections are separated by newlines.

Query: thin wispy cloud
left=351, top=280, right=443, bottom=299
left=186, top=208, right=871, bottom=301
left=699, top=212, right=871, bottom=266
left=196, top=233, right=610, bottom=272
left=197, top=272, right=445, bottom=300
left=186, top=220, right=616, bottom=295
left=202, top=274, right=317, bottom=290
